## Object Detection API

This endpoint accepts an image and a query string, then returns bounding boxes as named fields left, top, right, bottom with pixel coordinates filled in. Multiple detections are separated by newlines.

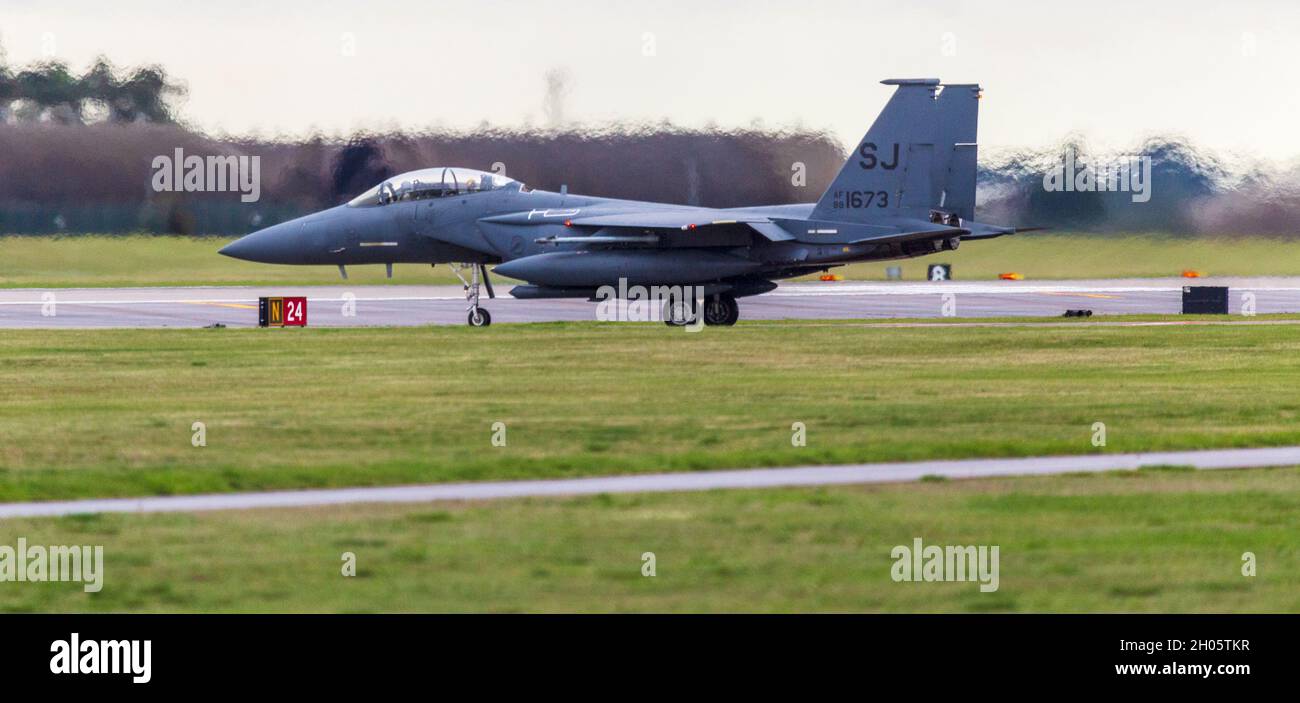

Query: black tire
left=703, top=294, right=739, bottom=326
left=468, top=308, right=492, bottom=327
left=723, top=295, right=740, bottom=325
left=662, top=295, right=697, bottom=326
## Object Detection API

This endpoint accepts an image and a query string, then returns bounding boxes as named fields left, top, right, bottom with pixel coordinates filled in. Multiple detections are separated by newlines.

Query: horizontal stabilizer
left=882, top=78, right=941, bottom=86
left=958, top=221, right=1018, bottom=240
left=847, top=223, right=964, bottom=245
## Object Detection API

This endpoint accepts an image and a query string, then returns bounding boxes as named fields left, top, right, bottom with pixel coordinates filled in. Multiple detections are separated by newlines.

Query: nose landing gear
left=450, top=263, right=496, bottom=327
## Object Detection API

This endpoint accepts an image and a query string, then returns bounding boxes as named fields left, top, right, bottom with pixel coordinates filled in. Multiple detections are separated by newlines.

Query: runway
left=0, top=445, right=1297, bottom=518
left=2, top=276, right=1299, bottom=328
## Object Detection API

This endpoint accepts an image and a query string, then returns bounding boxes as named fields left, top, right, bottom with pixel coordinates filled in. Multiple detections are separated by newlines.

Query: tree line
left=0, top=53, right=185, bottom=125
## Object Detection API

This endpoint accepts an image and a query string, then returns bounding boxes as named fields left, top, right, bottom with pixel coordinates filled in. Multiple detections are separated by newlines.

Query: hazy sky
left=3, top=0, right=1297, bottom=157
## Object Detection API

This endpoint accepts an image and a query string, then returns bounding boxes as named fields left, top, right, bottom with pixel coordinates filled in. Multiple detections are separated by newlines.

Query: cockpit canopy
left=348, top=167, right=521, bottom=207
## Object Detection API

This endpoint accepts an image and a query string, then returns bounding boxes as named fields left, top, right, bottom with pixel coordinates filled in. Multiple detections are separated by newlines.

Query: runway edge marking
left=2, top=445, right=1299, bottom=518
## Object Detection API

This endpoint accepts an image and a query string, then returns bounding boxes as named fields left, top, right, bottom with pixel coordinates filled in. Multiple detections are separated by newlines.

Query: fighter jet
left=220, top=78, right=1022, bottom=327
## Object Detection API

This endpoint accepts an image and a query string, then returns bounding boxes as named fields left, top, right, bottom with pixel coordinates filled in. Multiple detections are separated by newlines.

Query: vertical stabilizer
left=813, top=79, right=980, bottom=223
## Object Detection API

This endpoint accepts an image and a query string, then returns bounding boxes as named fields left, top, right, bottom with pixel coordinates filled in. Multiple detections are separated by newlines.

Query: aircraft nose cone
left=219, top=222, right=296, bottom=263
left=217, top=235, right=254, bottom=260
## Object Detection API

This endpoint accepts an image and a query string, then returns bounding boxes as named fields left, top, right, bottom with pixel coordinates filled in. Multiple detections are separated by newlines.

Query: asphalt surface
left=3, top=276, right=1300, bottom=327
left=3, top=277, right=1295, bottom=517
left=1, top=445, right=1296, bottom=518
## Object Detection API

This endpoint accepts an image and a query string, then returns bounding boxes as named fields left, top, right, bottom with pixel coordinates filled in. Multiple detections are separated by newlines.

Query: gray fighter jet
left=220, top=78, right=1022, bottom=327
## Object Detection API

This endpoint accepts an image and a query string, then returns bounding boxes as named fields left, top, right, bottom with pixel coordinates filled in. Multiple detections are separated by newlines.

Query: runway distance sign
left=258, top=296, right=307, bottom=327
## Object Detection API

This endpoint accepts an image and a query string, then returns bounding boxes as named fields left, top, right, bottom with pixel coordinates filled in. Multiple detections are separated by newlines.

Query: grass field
left=1, top=467, right=1295, bottom=613
left=3, top=234, right=1300, bottom=288
left=831, top=233, right=1300, bottom=280
left=4, top=319, right=1300, bottom=502
left=0, top=235, right=464, bottom=288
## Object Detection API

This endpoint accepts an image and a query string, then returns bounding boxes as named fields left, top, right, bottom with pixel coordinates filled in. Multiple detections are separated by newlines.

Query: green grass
left=0, top=235, right=462, bottom=287
left=4, top=233, right=1300, bottom=288
left=828, top=233, right=1300, bottom=280
left=1, top=467, right=1295, bottom=612
left=4, top=320, right=1300, bottom=502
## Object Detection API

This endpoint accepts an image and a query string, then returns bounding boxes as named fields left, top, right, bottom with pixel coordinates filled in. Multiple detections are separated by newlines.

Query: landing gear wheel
left=724, top=295, right=739, bottom=325
left=451, top=262, right=496, bottom=328
left=662, top=294, right=698, bottom=327
left=703, top=293, right=739, bottom=326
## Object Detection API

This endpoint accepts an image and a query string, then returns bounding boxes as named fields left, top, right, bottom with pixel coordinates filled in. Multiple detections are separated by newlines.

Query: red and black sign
left=258, top=296, right=307, bottom=327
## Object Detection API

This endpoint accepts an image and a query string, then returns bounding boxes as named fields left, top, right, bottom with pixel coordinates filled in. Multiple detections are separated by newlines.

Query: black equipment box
left=1182, top=286, right=1228, bottom=314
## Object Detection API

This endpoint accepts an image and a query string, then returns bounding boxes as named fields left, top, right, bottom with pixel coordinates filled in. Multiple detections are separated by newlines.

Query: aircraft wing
left=566, top=209, right=768, bottom=230
left=481, top=206, right=751, bottom=229
left=483, top=207, right=981, bottom=247
left=482, top=206, right=801, bottom=242
left=568, top=212, right=974, bottom=245
left=576, top=209, right=823, bottom=243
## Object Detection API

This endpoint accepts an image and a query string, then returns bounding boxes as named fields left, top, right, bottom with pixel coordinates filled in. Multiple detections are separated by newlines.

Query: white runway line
left=1, top=445, right=1297, bottom=519
left=772, top=284, right=1180, bottom=296
left=0, top=296, right=464, bottom=305
left=3, top=277, right=1297, bottom=327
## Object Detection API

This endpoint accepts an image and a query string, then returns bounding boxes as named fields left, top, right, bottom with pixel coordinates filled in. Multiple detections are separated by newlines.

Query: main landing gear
left=703, top=293, right=740, bottom=326
left=450, top=263, right=495, bottom=327
left=663, top=292, right=739, bottom=327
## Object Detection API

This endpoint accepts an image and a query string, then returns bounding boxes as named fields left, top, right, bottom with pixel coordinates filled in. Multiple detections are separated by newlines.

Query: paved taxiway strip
left=2, top=277, right=1299, bottom=327
left=1, top=445, right=1298, bottom=518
